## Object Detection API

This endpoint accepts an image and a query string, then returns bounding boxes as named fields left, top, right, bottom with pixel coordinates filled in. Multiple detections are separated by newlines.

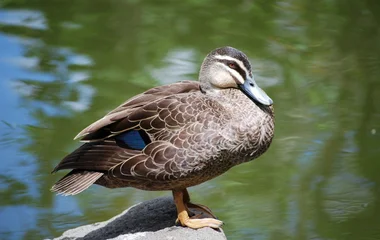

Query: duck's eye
left=228, top=62, right=237, bottom=69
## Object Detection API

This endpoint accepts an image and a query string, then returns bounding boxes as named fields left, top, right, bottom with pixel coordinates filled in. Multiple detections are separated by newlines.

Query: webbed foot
left=172, top=189, right=223, bottom=229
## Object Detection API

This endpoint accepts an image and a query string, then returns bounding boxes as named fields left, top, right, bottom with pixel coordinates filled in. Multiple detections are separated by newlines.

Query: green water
left=1, top=1, right=380, bottom=239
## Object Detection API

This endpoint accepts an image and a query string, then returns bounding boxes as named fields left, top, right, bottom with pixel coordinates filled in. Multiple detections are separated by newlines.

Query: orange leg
left=172, top=189, right=223, bottom=229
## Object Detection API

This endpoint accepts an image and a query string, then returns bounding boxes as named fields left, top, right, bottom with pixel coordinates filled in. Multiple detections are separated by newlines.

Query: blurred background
left=1, top=0, right=380, bottom=239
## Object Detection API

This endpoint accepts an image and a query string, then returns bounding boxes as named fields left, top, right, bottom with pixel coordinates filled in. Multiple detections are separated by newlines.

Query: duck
left=51, top=46, right=275, bottom=229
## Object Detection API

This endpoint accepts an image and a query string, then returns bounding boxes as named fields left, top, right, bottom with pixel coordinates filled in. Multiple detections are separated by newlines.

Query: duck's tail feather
left=51, top=170, right=103, bottom=196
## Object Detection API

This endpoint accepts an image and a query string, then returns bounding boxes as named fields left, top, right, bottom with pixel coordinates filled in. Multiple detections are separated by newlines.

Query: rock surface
left=50, top=197, right=227, bottom=240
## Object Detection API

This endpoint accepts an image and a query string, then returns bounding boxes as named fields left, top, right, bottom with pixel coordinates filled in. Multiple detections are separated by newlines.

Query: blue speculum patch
left=114, top=130, right=150, bottom=150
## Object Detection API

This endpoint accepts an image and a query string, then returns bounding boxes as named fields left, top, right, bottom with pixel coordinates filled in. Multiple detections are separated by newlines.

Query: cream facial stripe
left=214, top=55, right=249, bottom=74
left=214, top=55, right=248, bottom=85
left=215, top=62, right=245, bottom=85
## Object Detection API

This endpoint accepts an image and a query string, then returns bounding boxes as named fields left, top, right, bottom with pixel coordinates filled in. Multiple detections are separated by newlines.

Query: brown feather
left=53, top=140, right=139, bottom=172
left=51, top=170, right=103, bottom=195
left=74, top=81, right=199, bottom=141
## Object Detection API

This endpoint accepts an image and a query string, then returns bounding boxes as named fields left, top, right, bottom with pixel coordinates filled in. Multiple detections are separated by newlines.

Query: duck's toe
left=177, top=216, right=223, bottom=229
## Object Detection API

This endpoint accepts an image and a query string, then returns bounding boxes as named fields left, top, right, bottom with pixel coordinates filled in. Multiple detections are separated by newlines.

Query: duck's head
left=199, top=46, right=273, bottom=106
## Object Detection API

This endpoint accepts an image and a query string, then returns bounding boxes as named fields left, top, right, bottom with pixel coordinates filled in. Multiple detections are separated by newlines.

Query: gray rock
left=51, top=196, right=226, bottom=240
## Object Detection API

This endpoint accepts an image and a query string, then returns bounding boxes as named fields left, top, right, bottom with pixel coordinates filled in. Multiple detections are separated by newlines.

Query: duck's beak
left=238, top=76, right=273, bottom=106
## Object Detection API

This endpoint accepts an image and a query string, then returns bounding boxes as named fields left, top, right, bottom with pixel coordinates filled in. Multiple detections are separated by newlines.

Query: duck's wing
left=53, top=80, right=201, bottom=173
left=75, top=80, right=200, bottom=141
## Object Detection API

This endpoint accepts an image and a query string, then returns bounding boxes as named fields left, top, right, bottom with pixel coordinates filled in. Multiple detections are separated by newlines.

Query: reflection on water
left=1, top=1, right=380, bottom=239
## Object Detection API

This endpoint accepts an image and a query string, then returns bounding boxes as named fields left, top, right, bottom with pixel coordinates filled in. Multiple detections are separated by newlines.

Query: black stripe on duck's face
left=218, top=59, right=247, bottom=83
left=213, top=46, right=252, bottom=74
left=238, top=76, right=273, bottom=106
left=114, top=130, right=151, bottom=150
